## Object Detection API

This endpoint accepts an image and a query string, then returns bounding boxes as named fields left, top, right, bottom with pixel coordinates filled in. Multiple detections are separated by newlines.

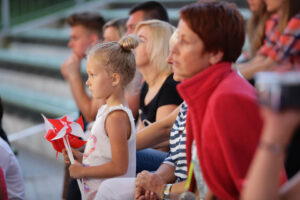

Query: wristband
left=259, top=140, right=286, bottom=154
left=162, top=184, right=173, bottom=200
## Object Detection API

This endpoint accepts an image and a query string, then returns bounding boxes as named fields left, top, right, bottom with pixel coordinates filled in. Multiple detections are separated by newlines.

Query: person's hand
left=69, top=160, right=84, bottom=179
left=205, top=188, right=216, bottom=200
left=135, top=186, right=159, bottom=200
left=261, top=107, right=300, bottom=145
left=61, top=53, right=82, bottom=81
left=144, top=190, right=160, bottom=200
left=135, top=171, right=165, bottom=199
left=62, top=148, right=70, bottom=164
left=135, top=186, right=146, bottom=200
left=62, top=148, right=82, bottom=165
left=261, top=107, right=300, bottom=130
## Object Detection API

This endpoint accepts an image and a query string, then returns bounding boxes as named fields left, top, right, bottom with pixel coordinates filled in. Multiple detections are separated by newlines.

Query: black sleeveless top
left=139, top=74, right=182, bottom=127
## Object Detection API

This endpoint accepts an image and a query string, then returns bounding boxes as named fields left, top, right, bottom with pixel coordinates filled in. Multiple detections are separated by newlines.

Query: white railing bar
left=2, top=0, right=10, bottom=34
left=8, top=123, right=45, bottom=142
left=7, top=112, right=79, bottom=142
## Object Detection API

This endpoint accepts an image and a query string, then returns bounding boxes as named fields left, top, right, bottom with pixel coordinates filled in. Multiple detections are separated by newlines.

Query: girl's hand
left=69, top=160, right=84, bottom=179
left=62, top=149, right=70, bottom=164
left=71, top=148, right=83, bottom=162
left=62, top=148, right=83, bottom=164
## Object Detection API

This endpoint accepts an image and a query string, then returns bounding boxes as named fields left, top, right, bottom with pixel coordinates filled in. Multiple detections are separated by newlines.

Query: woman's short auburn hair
left=180, top=1, right=245, bottom=62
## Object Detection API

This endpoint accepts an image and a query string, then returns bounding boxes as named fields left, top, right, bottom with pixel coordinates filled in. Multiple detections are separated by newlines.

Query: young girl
left=63, top=35, right=138, bottom=200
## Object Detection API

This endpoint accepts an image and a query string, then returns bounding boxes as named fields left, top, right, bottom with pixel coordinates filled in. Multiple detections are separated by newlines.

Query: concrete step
left=5, top=7, right=250, bottom=45
left=0, top=83, right=77, bottom=117
left=107, top=0, right=196, bottom=9
left=5, top=8, right=181, bottom=45
left=0, top=67, right=78, bottom=117
left=8, top=28, right=70, bottom=46
left=0, top=48, right=65, bottom=72
left=0, top=68, right=72, bottom=99
left=0, top=48, right=86, bottom=75
left=8, top=41, right=70, bottom=59
left=107, top=0, right=248, bottom=9
left=17, top=146, right=64, bottom=200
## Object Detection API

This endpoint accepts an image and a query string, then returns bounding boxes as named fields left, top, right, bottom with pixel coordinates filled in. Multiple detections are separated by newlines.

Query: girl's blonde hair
left=277, top=0, right=300, bottom=34
left=135, top=19, right=175, bottom=74
left=86, top=35, right=139, bottom=86
left=247, top=2, right=272, bottom=57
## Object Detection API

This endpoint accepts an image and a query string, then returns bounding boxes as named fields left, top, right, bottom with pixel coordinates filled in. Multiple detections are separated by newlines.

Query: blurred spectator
left=243, top=0, right=300, bottom=179
left=0, top=98, right=10, bottom=146
left=246, top=0, right=272, bottom=58
left=0, top=137, right=25, bottom=200
left=242, top=106, right=300, bottom=200
left=61, top=12, right=106, bottom=123
left=125, top=1, right=170, bottom=120
left=61, top=12, right=106, bottom=200
left=0, top=167, right=8, bottom=200
left=238, top=0, right=300, bottom=79
left=103, top=18, right=127, bottom=42
left=126, top=1, right=169, bottom=34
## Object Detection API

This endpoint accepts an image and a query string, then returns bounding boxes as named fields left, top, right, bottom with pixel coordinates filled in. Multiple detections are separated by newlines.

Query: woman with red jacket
left=135, top=1, right=287, bottom=199
left=147, top=1, right=286, bottom=199
left=172, top=2, right=263, bottom=199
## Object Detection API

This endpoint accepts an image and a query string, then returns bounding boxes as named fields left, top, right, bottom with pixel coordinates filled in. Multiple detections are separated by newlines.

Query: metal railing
left=1, top=0, right=90, bottom=34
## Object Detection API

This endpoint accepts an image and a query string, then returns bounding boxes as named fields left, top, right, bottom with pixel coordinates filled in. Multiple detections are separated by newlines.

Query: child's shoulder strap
left=104, top=104, right=136, bottom=138
left=104, top=104, right=134, bottom=122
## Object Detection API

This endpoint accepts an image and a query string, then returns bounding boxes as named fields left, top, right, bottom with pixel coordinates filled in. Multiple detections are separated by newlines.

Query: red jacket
left=177, top=62, right=263, bottom=200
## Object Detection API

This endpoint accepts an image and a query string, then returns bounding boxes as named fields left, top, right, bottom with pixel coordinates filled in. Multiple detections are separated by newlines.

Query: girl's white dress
left=82, top=104, right=136, bottom=200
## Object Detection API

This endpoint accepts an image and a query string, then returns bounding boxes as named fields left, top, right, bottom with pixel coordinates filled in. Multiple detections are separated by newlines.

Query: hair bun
left=119, top=34, right=139, bottom=51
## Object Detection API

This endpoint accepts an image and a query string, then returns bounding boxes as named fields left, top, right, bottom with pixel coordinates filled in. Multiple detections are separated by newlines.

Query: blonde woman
left=135, top=20, right=182, bottom=130
left=134, top=20, right=183, bottom=173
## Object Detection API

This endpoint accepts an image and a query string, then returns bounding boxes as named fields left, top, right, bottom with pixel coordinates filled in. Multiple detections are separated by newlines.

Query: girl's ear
left=111, top=73, right=121, bottom=87
left=209, top=50, right=224, bottom=65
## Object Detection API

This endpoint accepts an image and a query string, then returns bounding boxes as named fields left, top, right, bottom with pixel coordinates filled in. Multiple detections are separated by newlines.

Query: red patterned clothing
left=259, top=13, right=300, bottom=69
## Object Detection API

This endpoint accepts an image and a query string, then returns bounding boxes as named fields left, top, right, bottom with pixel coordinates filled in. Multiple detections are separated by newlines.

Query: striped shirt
left=163, top=102, right=188, bottom=182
